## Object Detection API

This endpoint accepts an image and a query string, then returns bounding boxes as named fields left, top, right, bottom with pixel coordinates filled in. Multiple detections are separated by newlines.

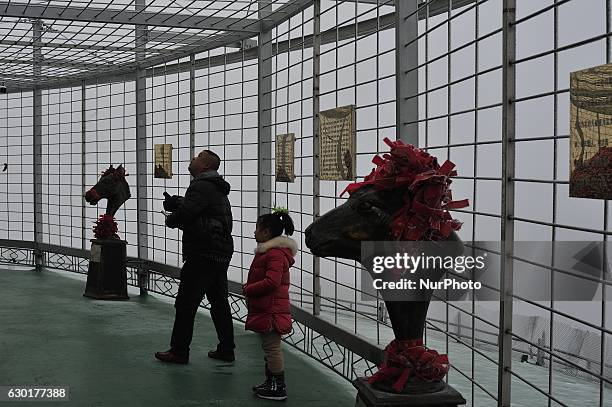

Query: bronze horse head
left=305, top=139, right=467, bottom=344
left=84, top=165, right=131, bottom=217
left=305, top=184, right=403, bottom=261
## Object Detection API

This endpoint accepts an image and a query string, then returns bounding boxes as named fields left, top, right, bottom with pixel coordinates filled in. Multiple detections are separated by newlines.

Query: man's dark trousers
left=170, top=257, right=235, bottom=357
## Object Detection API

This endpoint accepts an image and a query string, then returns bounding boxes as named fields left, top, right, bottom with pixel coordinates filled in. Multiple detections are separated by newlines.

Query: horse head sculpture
left=305, top=137, right=469, bottom=393
left=305, top=184, right=402, bottom=262
left=84, top=164, right=131, bottom=217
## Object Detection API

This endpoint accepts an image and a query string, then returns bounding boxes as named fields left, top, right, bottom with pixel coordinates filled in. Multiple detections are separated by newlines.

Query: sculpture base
left=354, top=378, right=466, bottom=407
left=84, top=239, right=129, bottom=300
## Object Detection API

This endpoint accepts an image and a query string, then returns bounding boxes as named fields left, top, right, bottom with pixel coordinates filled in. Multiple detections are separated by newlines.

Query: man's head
left=188, top=149, right=220, bottom=176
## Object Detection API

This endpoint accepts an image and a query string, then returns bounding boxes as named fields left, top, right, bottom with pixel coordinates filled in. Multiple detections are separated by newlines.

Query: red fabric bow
left=340, top=137, right=469, bottom=241
left=367, top=339, right=450, bottom=393
left=93, top=214, right=118, bottom=239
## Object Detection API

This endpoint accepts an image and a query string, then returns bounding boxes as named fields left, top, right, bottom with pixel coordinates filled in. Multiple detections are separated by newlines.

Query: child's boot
left=255, top=371, right=287, bottom=401
left=252, top=363, right=272, bottom=392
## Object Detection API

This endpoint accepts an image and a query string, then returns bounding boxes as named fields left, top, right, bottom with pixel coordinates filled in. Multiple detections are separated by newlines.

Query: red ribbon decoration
left=340, top=137, right=464, bottom=391
left=93, top=214, right=118, bottom=239
left=367, top=339, right=450, bottom=393
left=340, top=137, right=469, bottom=241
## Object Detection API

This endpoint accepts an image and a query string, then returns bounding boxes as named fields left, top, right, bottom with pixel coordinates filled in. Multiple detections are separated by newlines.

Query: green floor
left=0, top=268, right=356, bottom=406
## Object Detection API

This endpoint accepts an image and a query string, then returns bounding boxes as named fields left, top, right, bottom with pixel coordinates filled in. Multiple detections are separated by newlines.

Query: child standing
left=243, top=208, right=297, bottom=401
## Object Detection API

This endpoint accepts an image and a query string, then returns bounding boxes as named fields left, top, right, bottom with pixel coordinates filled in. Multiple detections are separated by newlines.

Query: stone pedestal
left=354, top=378, right=466, bottom=407
left=84, top=239, right=129, bottom=300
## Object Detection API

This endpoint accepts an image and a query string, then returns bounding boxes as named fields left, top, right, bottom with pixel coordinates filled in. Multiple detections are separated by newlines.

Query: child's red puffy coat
left=243, top=236, right=297, bottom=335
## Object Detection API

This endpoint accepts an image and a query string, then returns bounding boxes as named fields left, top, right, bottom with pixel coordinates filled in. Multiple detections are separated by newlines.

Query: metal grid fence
left=0, top=91, right=33, bottom=241
left=0, top=1, right=610, bottom=406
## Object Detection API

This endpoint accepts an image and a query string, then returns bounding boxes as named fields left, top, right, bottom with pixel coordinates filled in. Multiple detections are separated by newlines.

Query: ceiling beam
left=343, top=0, right=478, bottom=19
left=1, top=6, right=395, bottom=91
left=147, top=29, right=257, bottom=49
left=0, top=2, right=260, bottom=33
left=417, top=0, right=478, bottom=18
left=5, top=29, right=254, bottom=92
left=0, top=38, right=138, bottom=53
left=147, top=29, right=212, bottom=45
left=1, top=73, right=51, bottom=79
left=260, top=0, right=314, bottom=32
left=0, top=37, right=219, bottom=54
left=343, top=0, right=395, bottom=5
left=0, top=0, right=477, bottom=55
left=107, top=29, right=255, bottom=74
left=1, top=1, right=311, bottom=90
left=0, top=58, right=114, bottom=71
left=8, top=0, right=468, bottom=91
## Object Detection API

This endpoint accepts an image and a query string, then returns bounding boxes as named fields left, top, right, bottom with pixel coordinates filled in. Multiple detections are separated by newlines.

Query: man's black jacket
left=165, top=170, right=234, bottom=262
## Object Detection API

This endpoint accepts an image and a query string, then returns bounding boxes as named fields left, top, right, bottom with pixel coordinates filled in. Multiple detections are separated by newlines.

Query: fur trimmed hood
left=255, top=236, right=298, bottom=256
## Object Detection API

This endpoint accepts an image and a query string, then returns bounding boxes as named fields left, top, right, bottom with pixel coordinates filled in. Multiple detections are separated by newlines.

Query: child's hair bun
left=272, top=206, right=294, bottom=236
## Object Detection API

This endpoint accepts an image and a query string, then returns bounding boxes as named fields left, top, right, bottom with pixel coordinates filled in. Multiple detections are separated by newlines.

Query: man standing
left=155, top=150, right=235, bottom=364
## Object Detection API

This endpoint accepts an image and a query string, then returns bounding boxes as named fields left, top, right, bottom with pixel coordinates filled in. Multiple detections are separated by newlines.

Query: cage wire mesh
left=0, top=1, right=610, bottom=406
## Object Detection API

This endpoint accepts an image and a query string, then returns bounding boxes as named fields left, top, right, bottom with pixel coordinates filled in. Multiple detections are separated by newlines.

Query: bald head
left=188, top=149, right=221, bottom=176
left=203, top=150, right=220, bottom=170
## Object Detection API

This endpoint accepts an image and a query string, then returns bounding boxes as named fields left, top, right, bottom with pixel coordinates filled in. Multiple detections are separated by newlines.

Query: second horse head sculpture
left=305, top=137, right=469, bottom=393
left=84, top=164, right=131, bottom=217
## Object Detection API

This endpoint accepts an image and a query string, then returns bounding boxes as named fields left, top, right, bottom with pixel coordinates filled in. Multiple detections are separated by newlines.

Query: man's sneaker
left=252, top=365, right=272, bottom=392
left=255, top=372, right=287, bottom=401
left=207, top=349, right=235, bottom=362
left=154, top=350, right=189, bottom=364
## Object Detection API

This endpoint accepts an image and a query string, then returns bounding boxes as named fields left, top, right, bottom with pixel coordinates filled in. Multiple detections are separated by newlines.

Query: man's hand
left=163, top=192, right=182, bottom=212
left=165, top=214, right=177, bottom=229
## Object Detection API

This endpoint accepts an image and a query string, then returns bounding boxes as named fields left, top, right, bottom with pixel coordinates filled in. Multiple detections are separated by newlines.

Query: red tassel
left=439, top=160, right=456, bottom=175
left=339, top=136, right=469, bottom=241
left=372, top=155, right=385, bottom=166
left=383, top=137, right=395, bottom=148
left=93, top=214, right=118, bottom=239
left=367, top=339, right=450, bottom=393
left=443, top=199, right=470, bottom=210
left=392, top=367, right=412, bottom=393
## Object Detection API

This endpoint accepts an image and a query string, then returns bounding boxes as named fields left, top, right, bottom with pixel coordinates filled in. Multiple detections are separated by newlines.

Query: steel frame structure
left=0, top=1, right=610, bottom=407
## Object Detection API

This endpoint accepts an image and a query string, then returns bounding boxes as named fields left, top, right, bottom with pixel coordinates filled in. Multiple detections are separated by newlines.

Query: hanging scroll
left=275, top=133, right=295, bottom=183
left=154, top=144, right=173, bottom=179
left=319, top=105, right=356, bottom=181
left=569, top=63, right=612, bottom=199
